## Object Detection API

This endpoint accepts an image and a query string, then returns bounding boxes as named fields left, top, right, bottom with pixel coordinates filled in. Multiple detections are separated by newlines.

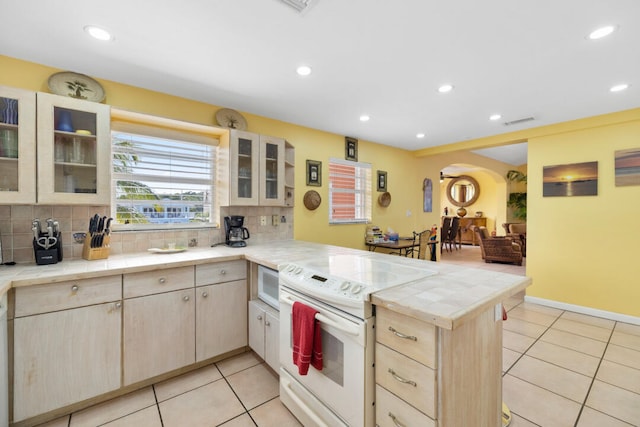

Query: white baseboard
left=525, top=296, right=640, bottom=326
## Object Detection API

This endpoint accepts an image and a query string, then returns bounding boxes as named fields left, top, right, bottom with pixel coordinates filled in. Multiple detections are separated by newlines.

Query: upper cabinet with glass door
left=0, top=85, right=36, bottom=204
left=228, top=129, right=260, bottom=205
left=259, top=135, right=285, bottom=206
left=225, top=130, right=291, bottom=206
left=36, top=92, right=110, bottom=204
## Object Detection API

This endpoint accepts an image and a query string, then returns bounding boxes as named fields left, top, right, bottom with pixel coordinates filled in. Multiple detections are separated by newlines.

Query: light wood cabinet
left=375, top=305, right=502, bottom=427
left=258, top=134, right=285, bottom=206
left=12, top=278, right=122, bottom=422
left=0, top=85, right=36, bottom=204
left=248, top=299, right=279, bottom=371
left=458, top=217, right=486, bottom=245
left=228, top=129, right=259, bottom=205
left=36, top=92, right=110, bottom=205
left=123, top=288, right=195, bottom=385
left=195, top=258, right=248, bottom=362
left=122, top=266, right=196, bottom=385
left=224, top=129, right=293, bottom=206
left=196, top=280, right=247, bottom=362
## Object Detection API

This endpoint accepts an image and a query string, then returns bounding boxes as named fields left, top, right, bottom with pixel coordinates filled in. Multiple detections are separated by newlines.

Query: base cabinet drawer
left=123, top=266, right=194, bottom=298
left=375, top=343, right=436, bottom=419
left=376, top=306, right=436, bottom=368
left=14, top=275, right=122, bottom=317
left=376, top=385, right=435, bottom=427
left=195, top=260, right=246, bottom=286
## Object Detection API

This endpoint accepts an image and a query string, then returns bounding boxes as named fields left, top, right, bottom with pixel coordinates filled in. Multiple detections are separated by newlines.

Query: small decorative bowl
left=73, top=232, right=87, bottom=244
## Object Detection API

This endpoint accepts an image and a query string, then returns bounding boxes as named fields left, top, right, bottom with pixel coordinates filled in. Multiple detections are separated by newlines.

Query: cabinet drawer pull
left=388, top=412, right=406, bottom=427
left=159, top=277, right=166, bottom=284
left=71, top=285, right=79, bottom=292
left=388, top=369, right=416, bottom=387
left=202, top=291, right=208, bottom=298
left=219, top=269, right=226, bottom=275
left=183, top=295, right=190, bottom=301
left=388, top=326, right=417, bottom=341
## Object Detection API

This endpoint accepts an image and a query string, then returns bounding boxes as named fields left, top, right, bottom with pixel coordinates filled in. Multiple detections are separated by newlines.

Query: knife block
left=82, top=235, right=111, bottom=260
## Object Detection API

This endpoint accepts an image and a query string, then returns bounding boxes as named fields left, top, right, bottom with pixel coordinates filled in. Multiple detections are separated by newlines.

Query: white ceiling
left=2, top=0, right=638, bottom=166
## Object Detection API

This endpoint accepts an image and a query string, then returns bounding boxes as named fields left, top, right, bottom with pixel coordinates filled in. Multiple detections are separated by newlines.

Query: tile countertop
left=0, top=239, right=531, bottom=329
left=371, top=255, right=531, bottom=330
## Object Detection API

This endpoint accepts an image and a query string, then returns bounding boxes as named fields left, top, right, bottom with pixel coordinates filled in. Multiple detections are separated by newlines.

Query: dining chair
left=415, top=229, right=433, bottom=260
left=441, top=217, right=452, bottom=252
left=445, top=216, right=461, bottom=252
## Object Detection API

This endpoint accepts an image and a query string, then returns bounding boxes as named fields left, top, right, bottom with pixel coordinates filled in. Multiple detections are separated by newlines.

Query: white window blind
left=112, top=132, right=215, bottom=225
left=328, top=158, right=372, bottom=224
left=110, top=109, right=225, bottom=228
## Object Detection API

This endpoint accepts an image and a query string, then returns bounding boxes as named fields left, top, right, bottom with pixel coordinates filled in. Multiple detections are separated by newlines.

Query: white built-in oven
left=279, top=287, right=375, bottom=427
left=258, top=265, right=279, bottom=310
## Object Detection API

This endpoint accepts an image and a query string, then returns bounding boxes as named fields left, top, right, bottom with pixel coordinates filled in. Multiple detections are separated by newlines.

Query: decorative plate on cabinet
left=215, top=108, right=248, bottom=130
left=47, top=71, right=106, bottom=102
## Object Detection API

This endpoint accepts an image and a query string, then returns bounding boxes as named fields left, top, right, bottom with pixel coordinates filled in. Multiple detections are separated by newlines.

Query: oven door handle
left=280, top=294, right=361, bottom=337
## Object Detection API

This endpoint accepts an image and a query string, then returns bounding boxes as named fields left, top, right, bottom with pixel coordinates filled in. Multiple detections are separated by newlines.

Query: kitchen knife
left=46, top=224, right=54, bottom=249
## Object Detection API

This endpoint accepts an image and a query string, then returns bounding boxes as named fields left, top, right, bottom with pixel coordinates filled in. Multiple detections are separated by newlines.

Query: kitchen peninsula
left=0, top=240, right=530, bottom=427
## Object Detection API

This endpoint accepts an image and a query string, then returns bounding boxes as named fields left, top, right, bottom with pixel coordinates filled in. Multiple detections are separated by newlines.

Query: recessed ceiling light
left=610, top=83, right=630, bottom=92
left=359, top=115, right=370, bottom=122
left=588, top=25, right=617, bottom=40
left=416, top=133, right=425, bottom=138
left=489, top=114, right=502, bottom=121
left=84, top=25, right=113, bottom=41
left=438, top=84, right=454, bottom=93
left=296, top=65, right=312, bottom=76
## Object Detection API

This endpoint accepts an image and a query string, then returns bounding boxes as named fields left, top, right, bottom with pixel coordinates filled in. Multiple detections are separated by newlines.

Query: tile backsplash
left=0, top=205, right=293, bottom=264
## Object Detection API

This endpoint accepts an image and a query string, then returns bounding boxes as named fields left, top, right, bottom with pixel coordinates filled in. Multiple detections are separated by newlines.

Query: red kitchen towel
left=292, top=301, right=323, bottom=375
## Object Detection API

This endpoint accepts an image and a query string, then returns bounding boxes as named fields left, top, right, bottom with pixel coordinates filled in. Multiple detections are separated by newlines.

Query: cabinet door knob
left=159, top=277, right=166, bottom=284
left=183, top=295, right=190, bottom=301
left=202, top=291, right=208, bottom=298
left=257, top=315, right=263, bottom=321
left=265, top=320, right=271, bottom=326
left=114, top=302, right=122, bottom=309
left=71, top=285, right=79, bottom=292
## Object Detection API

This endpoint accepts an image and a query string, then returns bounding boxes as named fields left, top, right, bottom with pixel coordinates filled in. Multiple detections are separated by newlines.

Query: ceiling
left=2, top=0, right=638, bottom=166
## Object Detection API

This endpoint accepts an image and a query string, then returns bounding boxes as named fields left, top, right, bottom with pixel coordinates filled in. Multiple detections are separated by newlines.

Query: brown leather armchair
left=474, top=226, right=523, bottom=266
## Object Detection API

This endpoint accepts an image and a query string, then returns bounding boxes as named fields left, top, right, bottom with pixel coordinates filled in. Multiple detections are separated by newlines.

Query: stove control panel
left=280, top=263, right=372, bottom=303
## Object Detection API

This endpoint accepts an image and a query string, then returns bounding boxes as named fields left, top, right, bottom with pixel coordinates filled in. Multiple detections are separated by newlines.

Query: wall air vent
left=503, top=117, right=535, bottom=126
left=279, top=0, right=315, bottom=12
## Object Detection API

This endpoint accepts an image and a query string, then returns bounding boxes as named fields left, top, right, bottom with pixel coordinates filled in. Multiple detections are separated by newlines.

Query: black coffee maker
left=224, top=216, right=250, bottom=247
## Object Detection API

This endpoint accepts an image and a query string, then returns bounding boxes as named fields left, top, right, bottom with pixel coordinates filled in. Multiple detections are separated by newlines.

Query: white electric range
left=278, top=254, right=437, bottom=427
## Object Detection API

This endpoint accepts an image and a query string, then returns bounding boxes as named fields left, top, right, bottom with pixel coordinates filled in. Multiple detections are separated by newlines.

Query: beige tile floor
left=36, top=246, right=639, bottom=427
left=36, top=352, right=301, bottom=427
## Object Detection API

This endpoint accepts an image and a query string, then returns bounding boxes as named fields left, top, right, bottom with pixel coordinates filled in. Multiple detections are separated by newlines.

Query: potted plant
left=506, top=170, right=527, bottom=221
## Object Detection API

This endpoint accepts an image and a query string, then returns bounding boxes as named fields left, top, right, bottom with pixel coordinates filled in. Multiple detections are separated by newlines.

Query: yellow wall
left=0, top=55, right=435, bottom=251
left=527, top=114, right=640, bottom=317
left=5, top=54, right=639, bottom=317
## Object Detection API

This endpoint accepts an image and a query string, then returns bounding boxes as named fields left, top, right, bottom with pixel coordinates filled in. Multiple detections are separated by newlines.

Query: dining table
left=366, top=237, right=438, bottom=261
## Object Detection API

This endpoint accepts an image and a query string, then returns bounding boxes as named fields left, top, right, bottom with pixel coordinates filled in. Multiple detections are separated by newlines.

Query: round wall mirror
left=446, top=175, right=480, bottom=207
